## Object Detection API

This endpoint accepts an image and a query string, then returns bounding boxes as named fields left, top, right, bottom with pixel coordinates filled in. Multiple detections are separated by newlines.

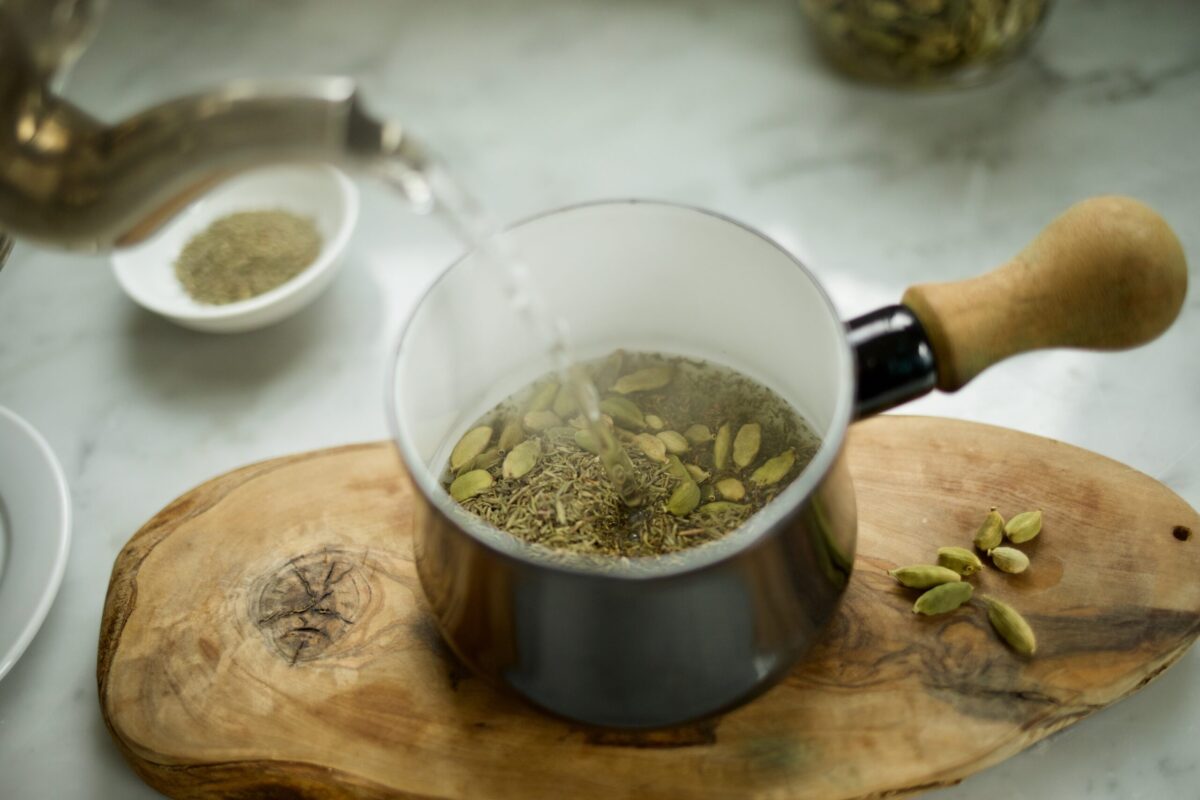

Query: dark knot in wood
left=254, top=549, right=371, bottom=664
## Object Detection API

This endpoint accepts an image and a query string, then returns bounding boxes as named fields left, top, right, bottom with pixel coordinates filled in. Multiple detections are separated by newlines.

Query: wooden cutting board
left=98, top=416, right=1200, bottom=800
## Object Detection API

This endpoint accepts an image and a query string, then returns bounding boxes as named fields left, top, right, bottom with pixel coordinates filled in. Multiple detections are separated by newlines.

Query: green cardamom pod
left=523, top=410, right=562, bottom=432
left=575, top=429, right=601, bottom=454
left=749, top=448, right=796, bottom=486
left=551, top=384, right=578, bottom=418
left=714, top=477, right=745, bottom=501
left=592, top=350, right=624, bottom=393
left=1005, top=510, right=1042, bottom=543
left=665, top=455, right=691, bottom=481
left=913, top=581, right=974, bottom=615
left=888, top=564, right=962, bottom=589
left=733, top=423, right=762, bottom=469
left=644, top=414, right=665, bottom=431
left=526, top=382, right=558, bottom=413
left=449, top=469, right=493, bottom=502
left=656, top=430, right=690, bottom=454
left=988, top=546, right=1030, bottom=574
left=613, top=365, right=672, bottom=394
left=684, top=424, right=713, bottom=444
left=698, top=501, right=745, bottom=515
left=982, top=595, right=1037, bottom=655
left=450, top=426, right=493, bottom=471
left=713, top=423, right=732, bottom=470
left=667, top=480, right=701, bottom=516
left=599, top=396, right=645, bottom=430
left=633, top=433, right=669, bottom=463
left=460, top=447, right=502, bottom=474
left=685, top=464, right=710, bottom=483
left=936, top=546, right=983, bottom=577
left=497, top=417, right=524, bottom=452
left=973, top=507, right=1005, bottom=552
left=502, top=439, right=541, bottom=480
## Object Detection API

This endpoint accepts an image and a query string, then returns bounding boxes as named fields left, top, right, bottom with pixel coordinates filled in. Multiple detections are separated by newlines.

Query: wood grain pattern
left=902, top=196, right=1187, bottom=391
left=98, top=417, right=1200, bottom=800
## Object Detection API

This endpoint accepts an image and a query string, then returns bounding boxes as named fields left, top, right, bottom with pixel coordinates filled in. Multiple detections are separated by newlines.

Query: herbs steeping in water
left=441, top=351, right=822, bottom=558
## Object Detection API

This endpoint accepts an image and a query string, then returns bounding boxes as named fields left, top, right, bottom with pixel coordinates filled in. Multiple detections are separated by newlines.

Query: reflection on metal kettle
left=0, top=0, right=424, bottom=264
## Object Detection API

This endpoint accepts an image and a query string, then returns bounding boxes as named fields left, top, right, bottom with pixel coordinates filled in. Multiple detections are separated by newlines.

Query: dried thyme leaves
left=441, top=351, right=822, bottom=558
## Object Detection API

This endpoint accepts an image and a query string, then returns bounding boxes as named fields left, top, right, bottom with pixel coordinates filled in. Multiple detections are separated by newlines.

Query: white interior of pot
left=389, top=201, right=854, bottom=572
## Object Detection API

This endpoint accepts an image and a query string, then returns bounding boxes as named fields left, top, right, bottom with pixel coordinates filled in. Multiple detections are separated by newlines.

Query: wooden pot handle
left=901, top=196, right=1188, bottom=392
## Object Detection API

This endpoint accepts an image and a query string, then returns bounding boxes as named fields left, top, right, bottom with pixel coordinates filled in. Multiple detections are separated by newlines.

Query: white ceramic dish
left=111, top=165, right=359, bottom=333
left=0, top=406, right=71, bottom=683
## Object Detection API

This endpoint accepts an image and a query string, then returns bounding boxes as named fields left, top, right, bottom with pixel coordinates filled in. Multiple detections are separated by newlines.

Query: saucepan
left=387, top=196, right=1186, bottom=728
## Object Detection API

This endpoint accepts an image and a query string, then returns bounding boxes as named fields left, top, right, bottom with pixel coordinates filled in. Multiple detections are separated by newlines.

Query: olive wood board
left=98, top=416, right=1200, bottom=799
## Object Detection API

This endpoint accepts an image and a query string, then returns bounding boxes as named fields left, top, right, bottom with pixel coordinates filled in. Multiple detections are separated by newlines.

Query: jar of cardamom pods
left=799, top=0, right=1050, bottom=87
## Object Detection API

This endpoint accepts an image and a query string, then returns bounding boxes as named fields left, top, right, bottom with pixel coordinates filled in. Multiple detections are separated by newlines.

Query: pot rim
left=386, top=198, right=855, bottom=579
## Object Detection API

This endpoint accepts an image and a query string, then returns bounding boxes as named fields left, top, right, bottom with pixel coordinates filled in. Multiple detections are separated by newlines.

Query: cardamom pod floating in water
left=667, top=480, right=701, bottom=516
left=713, top=422, right=732, bottom=470
left=685, top=464, right=710, bottom=483
left=574, top=429, right=601, bottom=454
left=592, top=350, right=624, bottom=393
left=644, top=414, right=665, bottom=430
left=551, top=384, right=577, bottom=418
left=613, top=365, right=672, bottom=394
left=502, top=439, right=541, bottom=480
left=750, top=448, right=796, bottom=486
left=462, top=448, right=502, bottom=474
left=733, top=423, right=761, bottom=469
left=665, top=455, right=691, bottom=481
left=599, top=396, right=645, bottom=430
left=633, top=433, right=669, bottom=464
left=656, top=430, right=690, bottom=454
left=526, top=382, right=558, bottom=413
left=715, top=478, right=746, bottom=501
left=450, top=469, right=493, bottom=502
left=523, top=410, right=561, bottom=432
left=450, top=426, right=493, bottom=472
left=497, top=417, right=524, bottom=451
left=684, top=424, right=712, bottom=444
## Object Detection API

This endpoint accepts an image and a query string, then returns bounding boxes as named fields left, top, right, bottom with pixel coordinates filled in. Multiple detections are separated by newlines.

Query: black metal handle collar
left=846, top=305, right=937, bottom=419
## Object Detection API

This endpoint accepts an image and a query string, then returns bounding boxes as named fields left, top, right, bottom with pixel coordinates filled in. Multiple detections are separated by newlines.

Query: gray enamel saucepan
left=388, top=196, right=1186, bottom=728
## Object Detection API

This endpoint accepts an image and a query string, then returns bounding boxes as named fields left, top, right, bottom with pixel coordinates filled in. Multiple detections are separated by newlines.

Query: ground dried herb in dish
left=441, top=351, right=822, bottom=558
left=174, top=210, right=322, bottom=304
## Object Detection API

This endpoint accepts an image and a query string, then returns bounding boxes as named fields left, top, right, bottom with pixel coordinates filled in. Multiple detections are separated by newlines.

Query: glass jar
left=799, top=0, right=1050, bottom=88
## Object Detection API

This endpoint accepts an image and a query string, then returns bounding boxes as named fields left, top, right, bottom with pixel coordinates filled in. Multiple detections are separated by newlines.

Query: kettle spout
left=0, top=77, right=424, bottom=251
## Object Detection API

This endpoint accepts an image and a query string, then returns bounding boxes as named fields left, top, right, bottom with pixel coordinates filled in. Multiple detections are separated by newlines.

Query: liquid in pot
left=441, top=350, right=822, bottom=558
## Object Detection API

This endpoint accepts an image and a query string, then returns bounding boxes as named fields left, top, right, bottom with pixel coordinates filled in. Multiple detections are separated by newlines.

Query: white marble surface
left=2, top=0, right=1199, bottom=796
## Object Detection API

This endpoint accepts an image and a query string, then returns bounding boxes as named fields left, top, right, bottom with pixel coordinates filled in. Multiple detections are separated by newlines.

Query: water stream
left=380, top=156, right=647, bottom=508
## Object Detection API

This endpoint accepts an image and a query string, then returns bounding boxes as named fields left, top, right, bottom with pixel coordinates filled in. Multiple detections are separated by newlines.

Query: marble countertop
left=2, top=0, right=1199, bottom=796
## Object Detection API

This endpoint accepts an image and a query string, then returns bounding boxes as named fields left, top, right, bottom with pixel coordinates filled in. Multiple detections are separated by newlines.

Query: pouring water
left=379, top=156, right=647, bottom=509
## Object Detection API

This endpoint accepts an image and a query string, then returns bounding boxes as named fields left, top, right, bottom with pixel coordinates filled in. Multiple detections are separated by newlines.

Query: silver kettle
left=0, top=0, right=424, bottom=266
